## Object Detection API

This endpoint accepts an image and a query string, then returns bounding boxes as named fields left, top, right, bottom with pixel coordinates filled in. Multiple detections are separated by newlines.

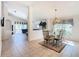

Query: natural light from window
left=53, top=24, right=72, bottom=36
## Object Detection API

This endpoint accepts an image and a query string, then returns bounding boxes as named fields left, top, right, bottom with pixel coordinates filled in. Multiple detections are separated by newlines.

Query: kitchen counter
left=32, top=30, right=44, bottom=41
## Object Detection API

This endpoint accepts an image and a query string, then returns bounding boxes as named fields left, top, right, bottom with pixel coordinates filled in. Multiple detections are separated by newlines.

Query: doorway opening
left=14, top=22, right=28, bottom=34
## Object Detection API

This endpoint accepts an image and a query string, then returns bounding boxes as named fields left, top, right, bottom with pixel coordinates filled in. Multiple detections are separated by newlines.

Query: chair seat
left=54, top=38, right=60, bottom=41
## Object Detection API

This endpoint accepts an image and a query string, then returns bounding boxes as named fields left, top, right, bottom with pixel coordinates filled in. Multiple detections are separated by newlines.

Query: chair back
left=57, top=30, right=64, bottom=39
left=43, top=30, right=49, bottom=39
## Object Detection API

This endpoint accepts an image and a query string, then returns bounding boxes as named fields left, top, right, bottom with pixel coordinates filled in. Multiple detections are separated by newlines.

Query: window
left=15, top=24, right=27, bottom=30
left=53, top=24, right=72, bottom=36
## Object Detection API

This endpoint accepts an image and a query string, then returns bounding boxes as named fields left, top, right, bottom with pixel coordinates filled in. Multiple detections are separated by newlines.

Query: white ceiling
left=3, top=1, right=79, bottom=20
left=4, top=1, right=28, bottom=20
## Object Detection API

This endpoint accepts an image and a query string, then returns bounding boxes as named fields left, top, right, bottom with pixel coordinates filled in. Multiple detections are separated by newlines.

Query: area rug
left=39, top=41, right=66, bottom=53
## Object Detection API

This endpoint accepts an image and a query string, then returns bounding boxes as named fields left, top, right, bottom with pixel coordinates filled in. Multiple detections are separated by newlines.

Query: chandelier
left=53, top=9, right=61, bottom=24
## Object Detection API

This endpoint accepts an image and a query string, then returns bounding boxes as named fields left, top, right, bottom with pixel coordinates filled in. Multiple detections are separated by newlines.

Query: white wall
left=0, top=1, right=2, bottom=56
left=0, top=20, right=1, bottom=56
left=1, top=2, right=11, bottom=41
left=31, top=2, right=79, bottom=30
left=28, top=6, right=33, bottom=41
left=71, top=16, right=79, bottom=41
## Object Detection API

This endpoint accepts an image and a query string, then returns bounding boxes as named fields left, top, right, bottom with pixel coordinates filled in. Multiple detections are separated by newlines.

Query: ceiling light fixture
left=53, top=9, right=61, bottom=24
